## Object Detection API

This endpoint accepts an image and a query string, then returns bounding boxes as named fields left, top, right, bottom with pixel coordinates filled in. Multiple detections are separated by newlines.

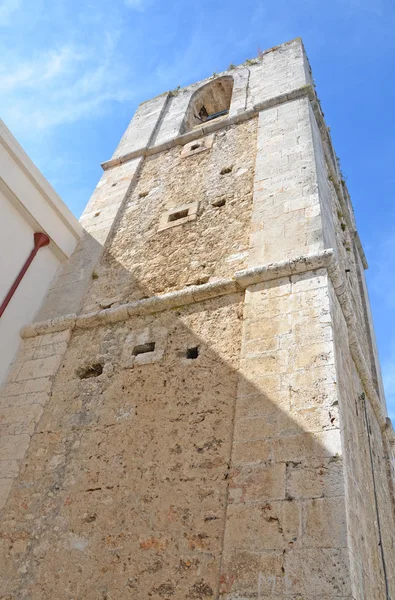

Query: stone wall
left=308, top=99, right=382, bottom=397
left=82, top=119, right=257, bottom=312
left=330, top=280, right=395, bottom=598
left=0, top=295, right=244, bottom=599
left=220, top=270, right=351, bottom=599
left=0, top=330, right=71, bottom=510
left=35, top=159, right=142, bottom=322
left=248, top=96, right=325, bottom=268
left=0, top=37, right=394, bottom=600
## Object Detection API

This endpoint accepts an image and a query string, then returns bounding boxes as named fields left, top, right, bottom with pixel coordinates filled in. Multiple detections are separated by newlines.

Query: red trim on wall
left=0, top=232, right=50, bottom=318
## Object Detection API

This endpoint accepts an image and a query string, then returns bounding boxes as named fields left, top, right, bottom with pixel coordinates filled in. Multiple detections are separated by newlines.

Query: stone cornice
left=22, top=249, right=334, bottom=339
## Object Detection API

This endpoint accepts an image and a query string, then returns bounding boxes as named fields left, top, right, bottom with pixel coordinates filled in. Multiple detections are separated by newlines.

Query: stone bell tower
left=1, top=38, right=394, bottom=599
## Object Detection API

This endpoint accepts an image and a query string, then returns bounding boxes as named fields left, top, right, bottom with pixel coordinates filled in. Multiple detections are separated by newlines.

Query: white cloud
left=0, top=34, right=136, bottom=133
left=0, top=0, right=148, bottom=138
left=1, top=46, right=83, bottom=93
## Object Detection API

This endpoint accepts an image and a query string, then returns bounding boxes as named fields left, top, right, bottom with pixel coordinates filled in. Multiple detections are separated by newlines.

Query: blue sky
left=1, top=0, right=394, bottom=418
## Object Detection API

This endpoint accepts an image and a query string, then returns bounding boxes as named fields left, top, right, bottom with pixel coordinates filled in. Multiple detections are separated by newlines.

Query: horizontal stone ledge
left=235, top=249, right=334, bottom=288
left=21, top=314, right=77, bottom=339
left=20, top=250, right=335, bottom=338
left=100, top=85, right=315, bottom=171
left=76, top=280, right=240, bottom=328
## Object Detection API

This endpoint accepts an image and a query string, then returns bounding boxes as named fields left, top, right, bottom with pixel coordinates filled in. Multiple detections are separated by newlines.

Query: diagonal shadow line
left=0, top=245, right=392, bottom=600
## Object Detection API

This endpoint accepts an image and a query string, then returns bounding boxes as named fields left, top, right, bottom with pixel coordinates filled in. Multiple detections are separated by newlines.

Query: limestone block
left=291, top=268, right=328, bottom=292
left=232, top=439, right=272, bottom=466
left=0, top=391, right=49, bottom=410
left=19, top=340, right=67, bottom=363
left=121, top=325, right=168, bottom=368
left=242, top=334, right=279, bottom=355
left=111, top=93, right=169, bottom=159
left=224, top=500, right=300, bottom=551
left=284, top=548, right=351, bottom=596
left=234, top=410, right=303, bottom=441
left=302, top=496, right=347, bottom=548
left=0, top=377, right=52, bottom=400
left=239, top=351, right=289, bottom=377
left=290, top=404, right=339, bottom=432
left=236, top=373, right=283, bottom=400
left=244, top=313, right=292, bottom=340
left=0, top=460, right=19, bottom=479
left=292, top=322, right=333, bottom=347
left=3, top=361, right=22, bottom=383
left=286, top=458, right=345, bottom=499
left=284, top=363, right=338, bottom=409
left=229, top=463, right=286, bottom=503
left=220, top=550, right=285, bottom=597
left=0, top=478, right=13, bottom=509
left=180, top=134, right=214, bottom=158
left=15, top=355, right=62, bottom=382
left=157, top=201, right=199, bottom=232
left=235, top=389, right=291, bottom=420
left=245, top=277, right=292, bottom=302
left=0, top=404, right=43, bottom=436
left=292, top=341, right=335, bottom=370
left=272, top=430, right=342, bottom=462
left=0, top=434, right=30, bottom=460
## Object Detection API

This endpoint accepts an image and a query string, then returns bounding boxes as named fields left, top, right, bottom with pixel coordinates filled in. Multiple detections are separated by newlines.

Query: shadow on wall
left=0, top=235, right=390, bottom=600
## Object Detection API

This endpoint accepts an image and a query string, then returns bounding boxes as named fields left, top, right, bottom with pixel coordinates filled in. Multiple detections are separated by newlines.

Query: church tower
left=1, top=38, right=394, bottom=599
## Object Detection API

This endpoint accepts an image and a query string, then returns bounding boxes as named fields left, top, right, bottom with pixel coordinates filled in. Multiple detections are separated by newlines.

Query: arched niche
left=181, top=76, right=234, bottom=134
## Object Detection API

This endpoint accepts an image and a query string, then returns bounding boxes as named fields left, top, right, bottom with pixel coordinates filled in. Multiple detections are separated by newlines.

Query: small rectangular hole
left=77, top=363, right=103, bottom=379
left=212, top=198, right=226, bottom=208
left=186, top=347, right=199, bottom=359
left=220, top=166, right=233, bottom=175
left=132, top=342, right=155, bottom=356
left=168, top=209, right=189, bottom=222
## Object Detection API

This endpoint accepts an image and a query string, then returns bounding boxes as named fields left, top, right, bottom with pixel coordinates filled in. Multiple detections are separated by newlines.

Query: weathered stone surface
left=0, top=37, right=394, bottom=600
left=82, top=118, right=258, bottom=312
left=0, top=296, right=244, bottom=598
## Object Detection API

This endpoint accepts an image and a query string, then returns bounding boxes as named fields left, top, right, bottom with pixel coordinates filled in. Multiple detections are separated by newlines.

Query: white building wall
left=0, top=195, right=61, bottom=383
left=0, top=120, right=83, bottom=384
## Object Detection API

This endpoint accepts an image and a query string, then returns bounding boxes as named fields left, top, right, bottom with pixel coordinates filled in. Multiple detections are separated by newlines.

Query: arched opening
left=181, top=76, right=234, bottom=133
